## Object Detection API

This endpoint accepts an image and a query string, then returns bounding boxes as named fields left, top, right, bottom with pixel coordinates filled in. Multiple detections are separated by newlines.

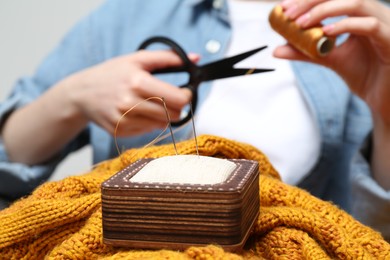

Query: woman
left=0, top=0, right=389, bottom=239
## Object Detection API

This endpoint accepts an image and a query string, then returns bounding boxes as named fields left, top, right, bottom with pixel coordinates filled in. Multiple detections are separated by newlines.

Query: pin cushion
left=101, top=155, right=259, bottom=251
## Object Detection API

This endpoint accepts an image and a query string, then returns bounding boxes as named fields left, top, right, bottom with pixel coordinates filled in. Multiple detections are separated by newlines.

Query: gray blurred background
left=0, top=0, right=103, bottom=180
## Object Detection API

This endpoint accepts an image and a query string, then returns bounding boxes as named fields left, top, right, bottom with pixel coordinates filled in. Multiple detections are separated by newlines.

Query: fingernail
left=284, top=4, right=297, bottom=18
left=322, top=24, right=335, bottom=34
left=281, top=0, right=294, bottom=8
left=188, top=53, right=201, bottom=62
left=296, top=13, right=310, bottom=27
left=182, top=88, right=192, bottom=100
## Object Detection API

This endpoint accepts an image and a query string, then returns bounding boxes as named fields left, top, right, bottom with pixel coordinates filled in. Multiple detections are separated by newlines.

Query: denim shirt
left=0, top=0, right=389, bottom=238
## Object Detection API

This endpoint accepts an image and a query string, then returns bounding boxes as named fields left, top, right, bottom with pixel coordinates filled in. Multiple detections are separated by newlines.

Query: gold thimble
left=269, top=5, right=335, bottom=59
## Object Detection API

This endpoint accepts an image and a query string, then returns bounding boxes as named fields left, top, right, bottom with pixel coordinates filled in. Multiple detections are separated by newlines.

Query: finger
left=119, top=95, right=184, bottom=122
left=282, top=0, right=327, bottom=20
left=323, top=17, right=390, bottom=61
left=294, top=0, right=381, bottom=29
left=187, top=53, right=201, bottom=63
left=323, top=16, right=384, bottom=38
left=273, top=43, right=336, bottom=68
left=129, top=50, right=195, bottom=108
left=132, top=49, right=200, bottom=71
left=273, top=44, right=311, bottom=62
left=129, top=70, right=192, bottom=110
left=128, top=102, right=183, bottom=122
left=114, top=115, right=168, bottom=137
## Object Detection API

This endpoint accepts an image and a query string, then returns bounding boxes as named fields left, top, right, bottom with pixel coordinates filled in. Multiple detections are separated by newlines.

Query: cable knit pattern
left=0, top=135, right=389, bottom=259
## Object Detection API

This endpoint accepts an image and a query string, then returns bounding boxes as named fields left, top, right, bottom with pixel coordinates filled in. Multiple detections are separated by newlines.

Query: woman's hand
left=274, top=0, right=390, bottom=189
left=2, top=49, right=198, bottom=164
left=275, top=0, right=390, bottom=125
left=67, top=50, right=198, bottom=136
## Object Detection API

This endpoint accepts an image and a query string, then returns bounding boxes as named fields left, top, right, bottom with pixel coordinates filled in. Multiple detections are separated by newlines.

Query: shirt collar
left=187, top=0, right=229, bottom=22
left=187, top=0, right=227, bottom=10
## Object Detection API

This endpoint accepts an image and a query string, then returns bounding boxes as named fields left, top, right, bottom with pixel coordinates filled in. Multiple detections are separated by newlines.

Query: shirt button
left=205, top=40, right=221, bottom=54
left=213, top=0, right=223, bottom=9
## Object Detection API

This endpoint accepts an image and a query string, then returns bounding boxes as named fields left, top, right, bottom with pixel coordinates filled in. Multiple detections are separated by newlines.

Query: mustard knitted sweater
left=0, top=135, right=389, bottom=259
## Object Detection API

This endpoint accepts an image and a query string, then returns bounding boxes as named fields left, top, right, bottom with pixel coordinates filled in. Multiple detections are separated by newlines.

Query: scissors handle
left=138, top=36, right=198, bottom=127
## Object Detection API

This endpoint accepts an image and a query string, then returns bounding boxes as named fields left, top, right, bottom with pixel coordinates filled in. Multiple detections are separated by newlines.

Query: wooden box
left=101, top=157, right=259, bottom=252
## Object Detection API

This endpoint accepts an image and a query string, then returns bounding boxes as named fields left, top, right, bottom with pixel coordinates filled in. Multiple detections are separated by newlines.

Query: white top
left=194, top=0, right=321, bottom=185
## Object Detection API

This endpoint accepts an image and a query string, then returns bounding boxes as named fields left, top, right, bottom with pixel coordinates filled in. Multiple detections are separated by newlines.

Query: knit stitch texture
left=0, top=135, right=389, bottom=259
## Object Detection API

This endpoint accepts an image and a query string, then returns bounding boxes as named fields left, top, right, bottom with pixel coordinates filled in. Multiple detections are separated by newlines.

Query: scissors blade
left=202, top=68, right=275, bottom=81
left=203, top=46, right=268, bottom=68
left=199, top=46, right=274, bottom=81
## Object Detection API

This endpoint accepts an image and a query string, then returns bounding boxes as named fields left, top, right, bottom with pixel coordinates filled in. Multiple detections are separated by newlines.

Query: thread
left=269, top=5, right=335, bottom=59
left=246, top=68, right=256, bottom=75
left=114, top=97, right=178, bottom=164
left=189, top=101, right=199, bottom=156
left=161, top=97, right=178, bottom=155
left=113, top=97, right=201, bottom=165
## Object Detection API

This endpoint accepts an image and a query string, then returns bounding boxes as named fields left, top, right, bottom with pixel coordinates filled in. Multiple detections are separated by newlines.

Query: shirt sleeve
left=0, top=140, right=57, bottom=200
left=0, top=128, right=89, bottom=200
left=0, top=1, right=107, bottom=200
left=350, top=133, right=390, bottom=241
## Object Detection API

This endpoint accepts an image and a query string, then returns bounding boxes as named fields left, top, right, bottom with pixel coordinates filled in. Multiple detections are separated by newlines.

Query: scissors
left=138, top=36, right=274, bottom=127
